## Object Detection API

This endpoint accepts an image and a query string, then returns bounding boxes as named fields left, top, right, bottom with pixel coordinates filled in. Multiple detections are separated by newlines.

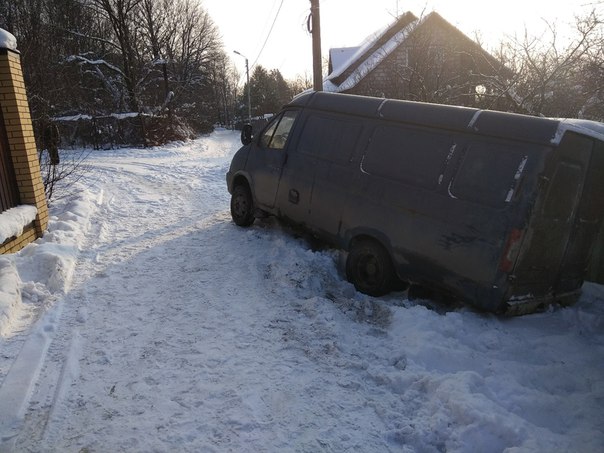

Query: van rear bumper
left=503, top=289, right=582, bottom=316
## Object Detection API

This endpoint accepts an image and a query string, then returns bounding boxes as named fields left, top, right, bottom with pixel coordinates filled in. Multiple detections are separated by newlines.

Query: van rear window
left=297, top=115, right=361, bottom=163
left=451, top=144, right=528, bottom=206
left=363, top=125, right=452, bottom=189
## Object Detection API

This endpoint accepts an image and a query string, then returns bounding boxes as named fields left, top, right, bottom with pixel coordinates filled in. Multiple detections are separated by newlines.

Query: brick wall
left=339, top=14, right=509, bottom=108
left=0, top=47, right=48, bottom=253
left=0, top=223, right=37, bottom=254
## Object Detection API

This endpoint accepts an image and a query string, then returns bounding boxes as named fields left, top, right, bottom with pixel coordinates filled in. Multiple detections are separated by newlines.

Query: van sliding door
left=277, top=113, right=362, bottom=234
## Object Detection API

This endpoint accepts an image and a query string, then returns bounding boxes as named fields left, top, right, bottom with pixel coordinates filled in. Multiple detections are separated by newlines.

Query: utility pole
left=309, top=0, right=322, bottom=91
left=233, top=50, right=252, bottom=124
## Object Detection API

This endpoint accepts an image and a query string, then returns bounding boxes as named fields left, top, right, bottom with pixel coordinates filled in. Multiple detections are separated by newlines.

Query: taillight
left=500, top=228, right=524, bottom=273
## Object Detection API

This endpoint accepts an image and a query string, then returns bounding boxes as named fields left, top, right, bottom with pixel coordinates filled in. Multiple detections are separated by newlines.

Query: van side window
left=451, top=144, right=528, bottom=206
left=259, top=110, right=298, bottom=150
left=363, top=125, right=452, bottom=189
left=298, top=115, right=362, bottom=163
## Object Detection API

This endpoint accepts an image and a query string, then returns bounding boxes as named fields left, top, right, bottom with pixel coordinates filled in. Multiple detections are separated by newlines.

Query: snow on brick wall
left=0, top=28, right=17, bottom=51
left=0, top=205, right=38, bottom=244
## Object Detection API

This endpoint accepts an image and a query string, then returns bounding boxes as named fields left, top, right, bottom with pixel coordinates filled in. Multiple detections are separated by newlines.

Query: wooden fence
left=0, top=109, right=19, bottom=213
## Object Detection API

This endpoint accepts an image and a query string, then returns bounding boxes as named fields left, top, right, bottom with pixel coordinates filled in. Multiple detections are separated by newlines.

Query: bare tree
left=575, top=10, right=604, bottom=120
left=89, top=0, right=143, bottom=112
left=138, top=0, right=173, bottom=110
left=291, top=72, right=313, bottom=94
left=490, top=9, right=603, bottom=119
left=348, top=13, right=512, bottom=108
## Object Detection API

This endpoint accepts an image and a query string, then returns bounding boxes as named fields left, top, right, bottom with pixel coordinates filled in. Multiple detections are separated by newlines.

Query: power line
left=251, top=0, right=285, bottom=70
left=258, top=0, right=281, bottom=40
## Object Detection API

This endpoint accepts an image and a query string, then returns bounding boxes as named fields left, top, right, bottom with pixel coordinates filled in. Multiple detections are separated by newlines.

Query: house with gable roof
left=325, top=11, right=511, bottom=109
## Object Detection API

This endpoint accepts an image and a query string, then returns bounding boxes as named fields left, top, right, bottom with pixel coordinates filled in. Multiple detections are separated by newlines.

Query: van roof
left=289, top=92, right=604, bottom=146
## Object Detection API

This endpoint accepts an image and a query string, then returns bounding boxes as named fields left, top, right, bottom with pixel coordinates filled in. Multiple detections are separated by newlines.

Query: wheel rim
left=357, top=254, right=382, bottom=287
left=233, top=192, right=249, bottom=219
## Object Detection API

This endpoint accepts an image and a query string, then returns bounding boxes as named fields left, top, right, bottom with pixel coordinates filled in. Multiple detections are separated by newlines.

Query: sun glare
left=204, top=0, right=597, bottom=79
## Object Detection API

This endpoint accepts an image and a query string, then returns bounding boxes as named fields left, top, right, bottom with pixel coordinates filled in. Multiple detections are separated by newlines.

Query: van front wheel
left=230, top=184, right=255, bottom=227
left=346, top=239, right=395, bottom=296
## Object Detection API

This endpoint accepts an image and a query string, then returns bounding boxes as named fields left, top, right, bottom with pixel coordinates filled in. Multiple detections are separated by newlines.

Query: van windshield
left=259, top=110, right=298, bottom=150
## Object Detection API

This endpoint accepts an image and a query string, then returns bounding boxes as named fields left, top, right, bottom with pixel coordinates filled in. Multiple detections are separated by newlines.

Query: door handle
left=289, top=189, right=299, bottom=204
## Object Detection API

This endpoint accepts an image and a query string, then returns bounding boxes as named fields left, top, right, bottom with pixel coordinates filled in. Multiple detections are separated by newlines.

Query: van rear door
left=557, top=135, right=604, bottom=291
left=510, top=132, right=599, bottom=298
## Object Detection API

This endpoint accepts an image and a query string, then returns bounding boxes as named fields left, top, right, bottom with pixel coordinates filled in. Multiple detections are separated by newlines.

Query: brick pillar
left=0, top=46, right=48, bottom=243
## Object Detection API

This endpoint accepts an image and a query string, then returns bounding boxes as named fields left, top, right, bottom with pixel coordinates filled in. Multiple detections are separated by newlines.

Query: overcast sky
left=202, top=0, right=600, bottom=81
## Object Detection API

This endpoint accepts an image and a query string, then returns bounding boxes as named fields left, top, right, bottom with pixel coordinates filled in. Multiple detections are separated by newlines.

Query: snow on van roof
left=292, top=91, right=604, bottom=147
left=553, top=118, right=604, bottom=145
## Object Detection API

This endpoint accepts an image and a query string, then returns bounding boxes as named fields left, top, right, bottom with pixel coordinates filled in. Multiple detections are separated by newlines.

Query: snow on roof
left=326, top=18, right=403, bottom=82
left=329, top=47, right=359, bottom=75
left=0, top=28, right=17, bottom=51
left=324, top=11, right=507, bottom=94
left=325, top=15, right=422, bottom=93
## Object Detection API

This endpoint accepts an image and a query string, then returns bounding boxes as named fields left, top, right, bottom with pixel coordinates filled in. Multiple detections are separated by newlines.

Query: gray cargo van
left=226, top=91, right=604, bottom=314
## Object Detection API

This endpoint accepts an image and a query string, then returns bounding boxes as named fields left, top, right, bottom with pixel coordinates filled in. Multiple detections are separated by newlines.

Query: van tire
left=231, top=184, right=255, bottom=227
left=346, top=239, right=395, bottom=296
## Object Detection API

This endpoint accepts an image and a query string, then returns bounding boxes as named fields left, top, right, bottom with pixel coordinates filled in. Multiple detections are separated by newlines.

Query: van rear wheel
left=346, top=239, right=396, bottom=296
left=230, top=184, right=255, bottom=227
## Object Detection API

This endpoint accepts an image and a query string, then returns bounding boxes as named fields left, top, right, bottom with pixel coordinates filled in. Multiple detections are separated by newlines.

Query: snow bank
left=1, top=133, right=603, bottom=451
left=0, top=28, right=17, bottom=51
left=54, top=112, right=149, bottom=122
left=0, top=205, right=38, bottom=244
left=0, top=258, right=22, bottom=337
left=53, top=114, right=93, bottom=122
left=0, top=188, right=98, bottom=337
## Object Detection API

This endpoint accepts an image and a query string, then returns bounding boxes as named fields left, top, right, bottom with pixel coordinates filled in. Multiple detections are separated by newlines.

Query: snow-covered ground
left=0, top=129, right=603, bottom=452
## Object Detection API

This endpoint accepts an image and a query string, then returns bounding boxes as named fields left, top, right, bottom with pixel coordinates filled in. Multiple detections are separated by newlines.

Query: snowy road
left=1, top=130, right=603, bottom=452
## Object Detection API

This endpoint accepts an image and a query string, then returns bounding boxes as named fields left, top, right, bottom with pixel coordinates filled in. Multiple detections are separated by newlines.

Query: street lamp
left=233, top=50, right=252, bottom=125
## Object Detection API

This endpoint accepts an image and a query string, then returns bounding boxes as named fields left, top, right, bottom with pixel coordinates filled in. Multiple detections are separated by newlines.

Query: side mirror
left=241, top=124, right=253, bottom=145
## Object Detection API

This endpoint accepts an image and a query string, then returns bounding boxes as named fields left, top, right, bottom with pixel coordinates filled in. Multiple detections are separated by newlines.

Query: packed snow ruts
left=0, top=130, right=602, bottom=452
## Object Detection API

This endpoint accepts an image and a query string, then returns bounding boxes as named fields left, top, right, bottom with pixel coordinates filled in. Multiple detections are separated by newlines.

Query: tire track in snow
left=0, top=190, right=104, bottom=449
left=9, top=133, right=240, bottom=450
left=12, top=132, right=401, bottom=451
